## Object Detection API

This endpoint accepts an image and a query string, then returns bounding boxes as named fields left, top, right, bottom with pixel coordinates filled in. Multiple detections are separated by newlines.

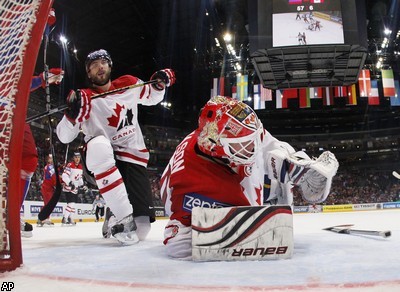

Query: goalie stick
left=392, top=171, right=400, bottom=180
left=26, top=79, right=160, bottom=123
left=323, top=224, right=391, bottom=238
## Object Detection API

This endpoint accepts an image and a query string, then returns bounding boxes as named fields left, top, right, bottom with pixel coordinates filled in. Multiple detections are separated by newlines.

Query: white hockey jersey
left=61, top=162, right=84, bottom=194
left=56, top=75, right=165, bottom=167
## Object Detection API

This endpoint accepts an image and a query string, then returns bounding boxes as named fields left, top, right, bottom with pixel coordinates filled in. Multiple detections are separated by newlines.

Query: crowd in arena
left=25, top=124, right=400, bottom=208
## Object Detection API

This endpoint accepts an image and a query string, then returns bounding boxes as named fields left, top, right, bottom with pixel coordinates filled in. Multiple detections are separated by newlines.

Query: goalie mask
left=197, top=96, right=264, bottom=166
left=85, top=49, right=113, bottom=72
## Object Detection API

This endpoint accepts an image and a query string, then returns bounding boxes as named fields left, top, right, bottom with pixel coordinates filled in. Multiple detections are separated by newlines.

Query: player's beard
left=90, top=70, right=111, bottom=86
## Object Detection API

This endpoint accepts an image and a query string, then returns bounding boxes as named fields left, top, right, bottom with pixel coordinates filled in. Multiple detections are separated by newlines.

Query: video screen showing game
left=272, top=0, right=344, bottom=47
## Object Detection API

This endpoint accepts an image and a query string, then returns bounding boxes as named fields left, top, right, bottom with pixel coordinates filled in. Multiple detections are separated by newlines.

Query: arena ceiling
left=28, top=0, right=400, bottom=131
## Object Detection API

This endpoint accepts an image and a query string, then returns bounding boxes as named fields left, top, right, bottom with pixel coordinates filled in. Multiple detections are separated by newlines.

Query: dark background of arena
left=25, top=0, right=400, bottom=207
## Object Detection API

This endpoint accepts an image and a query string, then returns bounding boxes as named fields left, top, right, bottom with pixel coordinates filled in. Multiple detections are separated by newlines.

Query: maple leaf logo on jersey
left=107, top=104, right=125, bottom=127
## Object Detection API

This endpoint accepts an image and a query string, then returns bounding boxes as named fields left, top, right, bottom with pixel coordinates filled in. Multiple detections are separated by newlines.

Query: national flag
left=276, top=89, right=283, bottom=109
left=311, top=0, right=324, bottom=3
left=299, top=88, right=311, bottom=108
left=283, top=88, right=298, bottom=108
left=322, top=87, right=334, bottom=106
left=211, top=78, right=218, bottom=98
left=218, top=77, right=225, bottom=96
left=334, top=86, right=347, bottom=97
left=347, top=84, right=357, bottom=105
left=358, top=69, right=371, bottom=97
left=390, top=80, right=400, bottom=106
left=236, top=75, right=248, bottom=101
left=253, top=85, right=265, bottom=110
left=261, top=86, right=272, bottom=101
left=231, top=85, right=237, bottom=100
left=382, top=69, right=396, bottom=97
left=289, top=0, right=303, bottom=4
left=314, top=87, right=324, bottom=98
left=368, top=80, right=379, bottom=105
left=283, top=89, right=298, bottom=98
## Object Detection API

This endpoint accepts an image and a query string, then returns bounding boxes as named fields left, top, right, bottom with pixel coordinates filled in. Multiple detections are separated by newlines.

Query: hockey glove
left=150, top=69, right=176, bottom=91
left=68, top=181, right=76, bottom=191
left=65, top=89, right=91, bottom=124
left=40, top=68, right=64, bottom=88
left=266, top=148, right=339, bottom=204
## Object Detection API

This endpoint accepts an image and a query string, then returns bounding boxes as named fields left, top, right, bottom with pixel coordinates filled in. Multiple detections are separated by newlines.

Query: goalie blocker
left=191, top=205, right=293, bottom=262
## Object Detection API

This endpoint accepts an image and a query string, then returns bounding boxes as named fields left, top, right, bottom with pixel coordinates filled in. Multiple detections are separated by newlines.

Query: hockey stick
left=392, top=171, right=400, bottom=179
left=26, top=79, right=160, bottom=123
left=38, top=23, right=63, bottom=221
left=323, top=224, right=391, bottom=238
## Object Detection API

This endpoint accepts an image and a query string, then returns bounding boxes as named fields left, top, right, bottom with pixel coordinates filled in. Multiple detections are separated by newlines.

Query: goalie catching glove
left=65, top=89, right=92, bottom=124
left=150, top=69, right=176, bottom=91
left=266, top=147, right=339, bottom=204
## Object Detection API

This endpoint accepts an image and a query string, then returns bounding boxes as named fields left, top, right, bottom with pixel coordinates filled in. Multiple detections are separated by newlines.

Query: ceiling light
left=59, top=35, right=68, bottom=44
left=223, top=33, right=232, bottom=43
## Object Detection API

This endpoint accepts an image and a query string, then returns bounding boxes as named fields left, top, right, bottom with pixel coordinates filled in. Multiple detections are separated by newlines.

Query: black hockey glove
left=65, top=89, right=82, bottom=123
left=150, top=69, right=176, bottom=91
left=68, top=181, right=76, bottom=191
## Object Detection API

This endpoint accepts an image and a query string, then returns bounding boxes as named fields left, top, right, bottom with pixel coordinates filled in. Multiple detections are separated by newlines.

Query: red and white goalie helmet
left=197, top=96, right=264, bottom=166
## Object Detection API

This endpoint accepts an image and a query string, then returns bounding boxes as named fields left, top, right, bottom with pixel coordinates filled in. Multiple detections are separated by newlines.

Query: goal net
left=0, top=0, right=53, bottom=272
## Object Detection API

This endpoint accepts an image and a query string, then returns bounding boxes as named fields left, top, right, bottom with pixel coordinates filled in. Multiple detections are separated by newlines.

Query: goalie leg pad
left=191, top=205, right=294, bottom=262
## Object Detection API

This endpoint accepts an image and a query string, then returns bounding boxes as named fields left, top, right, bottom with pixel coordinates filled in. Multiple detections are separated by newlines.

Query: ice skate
left=102, top=207, right=116, bottom=238
left=111, top=214, right=139, bottom=245
left=38, top=219, right=54, bottom=227
left=21, top=220, right=33, bottom=238
left=36, top=219, right=44, bottom=227
left=61, top=217, right=70, bottom=226
left=43, top=219, right=55, bottom=226
left=68, top=217, right=76, bottom=226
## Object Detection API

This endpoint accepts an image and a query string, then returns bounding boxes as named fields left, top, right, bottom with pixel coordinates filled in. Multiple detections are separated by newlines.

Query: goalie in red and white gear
left=56, top=49, right=175, bottom=244
left=161, top=96, right=339, bottom=259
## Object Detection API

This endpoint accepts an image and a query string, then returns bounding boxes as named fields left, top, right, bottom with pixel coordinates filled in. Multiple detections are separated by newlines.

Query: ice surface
left=2, top=210, right=400, bottom=291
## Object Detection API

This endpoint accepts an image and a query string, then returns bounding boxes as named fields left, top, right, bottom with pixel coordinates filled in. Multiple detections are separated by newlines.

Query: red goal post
left=0, top=0, right=53, bottom=271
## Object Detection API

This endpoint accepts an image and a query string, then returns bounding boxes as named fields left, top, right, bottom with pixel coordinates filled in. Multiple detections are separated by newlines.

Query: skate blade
left=114, top=232, right=139, bottom=245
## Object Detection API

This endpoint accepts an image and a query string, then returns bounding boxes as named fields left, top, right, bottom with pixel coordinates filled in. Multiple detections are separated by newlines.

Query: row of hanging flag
left=211, top=69, right=400, bottom=110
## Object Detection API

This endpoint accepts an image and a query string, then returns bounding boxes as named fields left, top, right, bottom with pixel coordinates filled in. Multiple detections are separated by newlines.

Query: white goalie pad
left=191, top=205, right=294, bottom=262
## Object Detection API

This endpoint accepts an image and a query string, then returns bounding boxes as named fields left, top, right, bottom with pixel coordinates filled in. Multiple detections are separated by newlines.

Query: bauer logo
left=183, top=193, right=230, bottom=212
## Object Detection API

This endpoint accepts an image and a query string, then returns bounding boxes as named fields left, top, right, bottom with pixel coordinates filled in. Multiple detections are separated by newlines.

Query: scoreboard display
left=273, top=0, right=342, bottom=14
left=272, top=0, right=344, bottom=47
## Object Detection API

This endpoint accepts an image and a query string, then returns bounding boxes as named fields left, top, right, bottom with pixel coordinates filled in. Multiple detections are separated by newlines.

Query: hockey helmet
left=197, top=96, right=264, bottom=165
left=85, top=49, right=113, bottom=71
left=73, top=151, right=81, bottom=157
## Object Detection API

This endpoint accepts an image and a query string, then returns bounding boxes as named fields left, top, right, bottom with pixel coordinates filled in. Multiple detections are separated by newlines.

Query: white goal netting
left=0, top=0, right=52, bottom=271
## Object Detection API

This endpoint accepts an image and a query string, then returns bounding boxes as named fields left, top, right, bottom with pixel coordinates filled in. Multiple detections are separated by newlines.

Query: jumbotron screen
left=272, top=0, right=344, bottom=47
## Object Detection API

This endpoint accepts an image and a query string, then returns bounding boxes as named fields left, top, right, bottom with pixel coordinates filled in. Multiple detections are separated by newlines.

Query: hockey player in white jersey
left=61, top=152, right=84, bottom=226
left=56, top=49, right=176, bottom=244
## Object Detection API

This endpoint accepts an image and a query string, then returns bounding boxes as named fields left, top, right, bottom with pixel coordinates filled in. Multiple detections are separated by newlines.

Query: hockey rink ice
left=2, top=210, right=400, bottom=292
